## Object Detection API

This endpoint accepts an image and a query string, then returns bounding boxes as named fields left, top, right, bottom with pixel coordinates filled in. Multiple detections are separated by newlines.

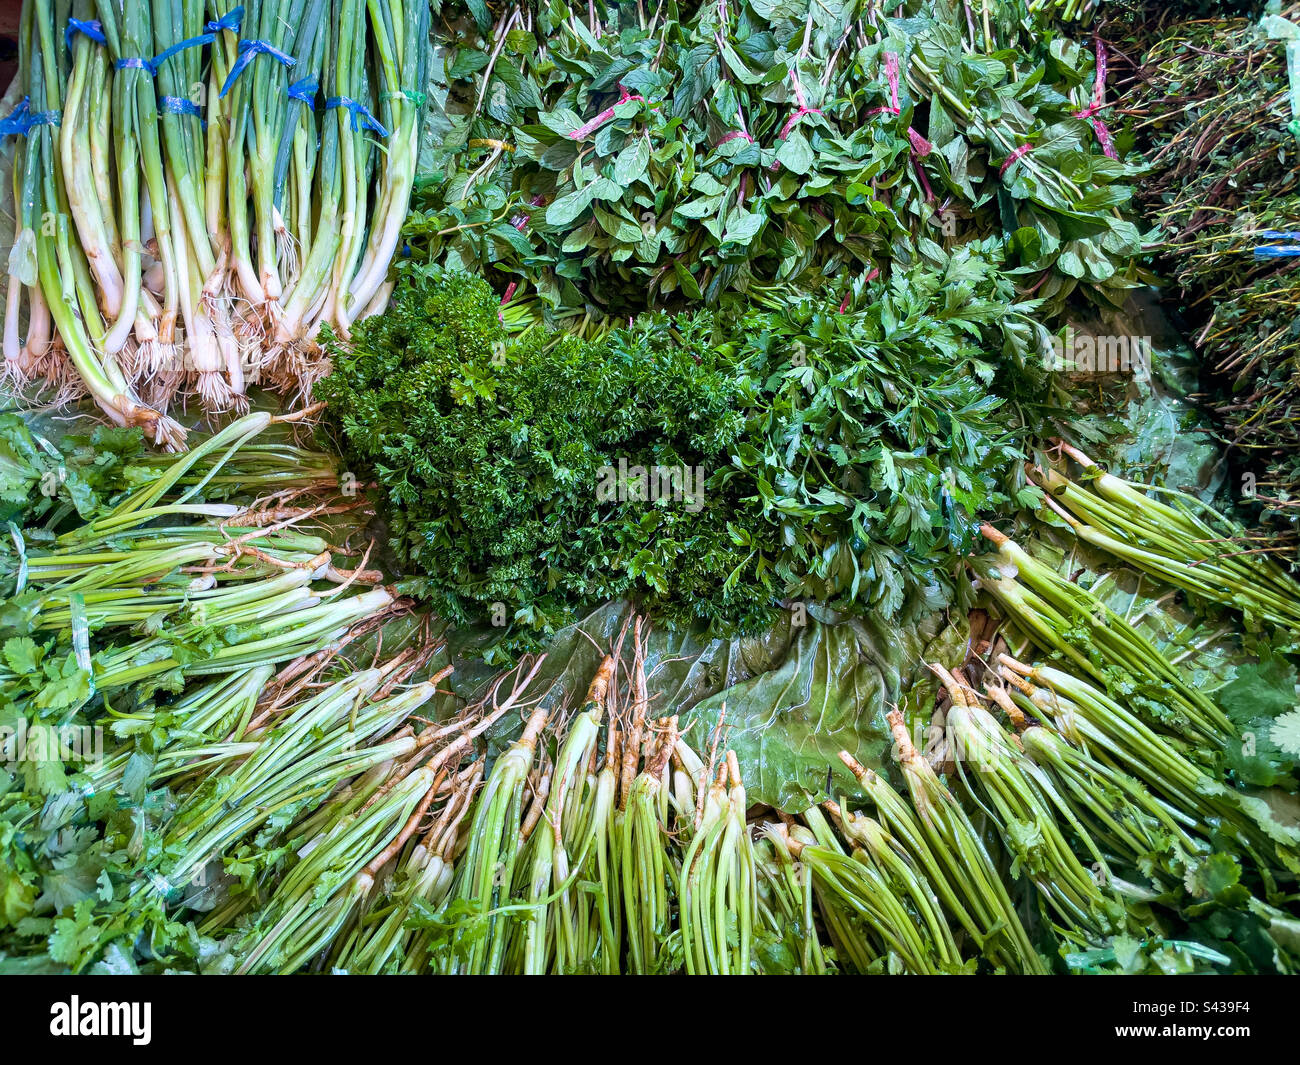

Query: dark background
left=1, top=0, right=19, bottom=91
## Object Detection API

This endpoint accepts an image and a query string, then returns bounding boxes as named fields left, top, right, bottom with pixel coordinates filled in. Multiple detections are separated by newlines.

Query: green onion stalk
left=975, top=524, right=1235, bottom=747
left=93, top=0, right=158, bottom=369
left=226, top=694, right=464, bottom=975
left=620, top=717, right=679, bottom=974
left=554, top=726, right=622, bottom=974
left=752, top=823, right=829, bottom=975
left=852, top=716, right=1049, bottom=974
left=335, top=0, right=429, bottom=336
left=1034, top=445, right=1300, bottom=639
left=317, top=0, right=372, bottom=339
left=828, top=801, right=971, bottom=973
left=61, top=0, right=124, bottom=340
left=332, top=760, right=482, bottom=974
left=14, top=2, right=185, bottom=446
left=777, top=814, right=878, bottom=974
left=153, top=0, right=231, bottom=410
left=930, top=663, right=1132, bottom=948
left=805, top=801, right=968, bottom=975
left=996, top=655, right=1300, bottom=880
left=271, top=2, right=325, bottom=297
left=835, top=752, right=985, bottom=962
left=3, top=0, right=50, bottom=382
left=81, top=666, right=428, bottom=969
left=229, top=767, right=439, bottom=974
left=101, top=0, right=182, bottom=377
left=221, top=0, right=322, bottom=359
left=272, top=8, right=339, bottom=359
left=773, top=818, right=877, bottom=973
left=679, top=749, right=755, bottom=975
left=435, top=655, right=552, bottom=974
left=518, top=656, right=616, bottom=975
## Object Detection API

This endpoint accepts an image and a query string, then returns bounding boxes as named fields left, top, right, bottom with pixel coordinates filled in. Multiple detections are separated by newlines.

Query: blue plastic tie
left=325, top=95, right=389, bottom=136
left=65, top=18, right=106, bottom=51
left=1253, top=228, right=1300, bottom=258
left=207, top=6, right=246, bottom=33
left=0, top=97, right=61, bottom=136
left=153, top=6, right=245, bottom=69
left=1254, top=245, right=1300, bottom=259
left=287, top=75, right=319, bottom=104
left=219, top=38, right=296, bottom=98
left=160, top=95, right=202, bottom=116
left=116, top=56, right=157, bottom=75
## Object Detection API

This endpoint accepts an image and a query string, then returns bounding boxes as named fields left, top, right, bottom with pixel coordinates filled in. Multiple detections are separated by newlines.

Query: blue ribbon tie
left=325, top=95, right=389, bottom=136
left=219, top=37, right=296, bottom=98
left=0, top=97, right=61, bottom=136
left=116, top=56, right=157, bottom=75
left=65, top=18, right=106, bottom=51
left=153, top=6, right=245, bottom=69
left=287, top=75, right=319, bottom=104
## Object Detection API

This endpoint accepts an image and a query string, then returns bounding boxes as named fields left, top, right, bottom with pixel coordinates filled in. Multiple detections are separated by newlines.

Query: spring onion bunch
left=853, top=715, right=1049, bottom=973
left=997, top=655, right=1300, bottom=877
left=332, top=761, right=482, bottom=974
left=516, top=656, right=616, bottom=974
left=930, top=663, right=1132, bottom=947
left=219, top=674, right=508, bottom=975
left=975, top=524, right=1234, bottom=748
left=435, top=656, right=552, bottom=975
left=1034, top=445, right=1300, bottom=640
left=678, top=749, right=755, bottom=976
left=619, top=716, right=679, bottom=975
left=73, top=664, right=433, bottom=969
left=752, top=824, right=829, bottom=975
left=793, top=803, right=967, bottom=975
left=2, top=0, right=428, bottom=433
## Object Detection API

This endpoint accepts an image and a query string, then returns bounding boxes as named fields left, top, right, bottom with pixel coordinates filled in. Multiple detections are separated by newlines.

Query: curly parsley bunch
left=318, top=269, right=776, bottom=646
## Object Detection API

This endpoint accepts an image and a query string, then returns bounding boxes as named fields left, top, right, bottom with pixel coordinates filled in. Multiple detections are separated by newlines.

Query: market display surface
left=0, top=0, right=1299, bottom=975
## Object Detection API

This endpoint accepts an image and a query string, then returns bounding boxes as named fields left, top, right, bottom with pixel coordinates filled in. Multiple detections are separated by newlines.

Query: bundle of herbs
left=0, top=409, right=454, bottom=971
left=1123, top=6, right=1300, bottom=547
left=1, top=0, right=429, bottom=435
left=319, top=260, right=1049, bottom=649
left=409, top=0, right=1141, bottom=322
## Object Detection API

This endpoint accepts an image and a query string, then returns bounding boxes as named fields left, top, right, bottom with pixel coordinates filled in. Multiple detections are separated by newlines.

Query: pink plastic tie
left=770, top=70, right=823, bottom=171
left=568, top=84, right=649, bottom=141
left=717, top=129, right=755, bottom=145
left=1072, top=40, right=1117, bottom=159
left=1000, top=142, right=1033, bottom=177
left=779, top=71, right=822, bottom=139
